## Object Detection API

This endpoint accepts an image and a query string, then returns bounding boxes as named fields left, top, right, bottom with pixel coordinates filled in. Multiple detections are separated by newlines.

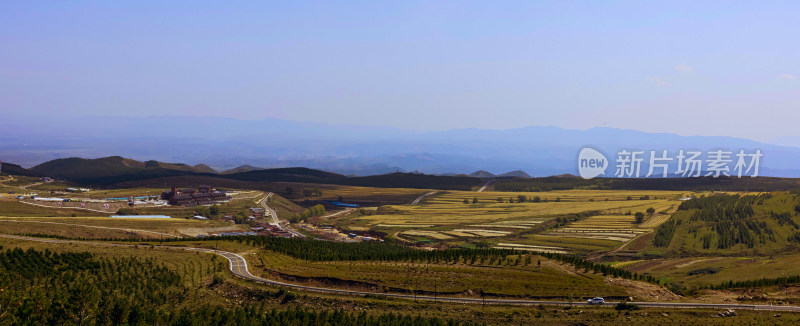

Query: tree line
left=701, top=274, right=800, bottom=291
left=0, top=247, right=478, bottom=325
left=233, top=236, right=658, bottom=284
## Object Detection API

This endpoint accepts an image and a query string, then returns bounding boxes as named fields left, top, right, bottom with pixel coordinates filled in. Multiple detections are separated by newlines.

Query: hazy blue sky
left=1, top=1, right=798, bottom=140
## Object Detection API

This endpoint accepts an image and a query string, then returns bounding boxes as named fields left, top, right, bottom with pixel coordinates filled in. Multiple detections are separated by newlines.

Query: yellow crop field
left=358, top=196, right=677, bottom=228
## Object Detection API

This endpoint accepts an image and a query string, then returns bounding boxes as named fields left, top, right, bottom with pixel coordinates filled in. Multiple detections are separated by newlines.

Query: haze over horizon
left=2, top=1, right=800, bottom=142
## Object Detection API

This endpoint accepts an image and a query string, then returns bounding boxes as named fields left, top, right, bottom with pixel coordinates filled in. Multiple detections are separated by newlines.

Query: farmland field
left=341, top=189, right=684, bottom=251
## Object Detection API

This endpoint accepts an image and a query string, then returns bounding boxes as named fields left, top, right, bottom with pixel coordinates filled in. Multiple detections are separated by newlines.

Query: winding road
left=1, top=233, right=799, bottom=312
left=260, top=192, right=305, bottom=238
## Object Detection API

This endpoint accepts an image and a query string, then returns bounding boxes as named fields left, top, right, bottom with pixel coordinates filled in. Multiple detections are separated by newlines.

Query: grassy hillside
left=644, top=192, right=800, bottom=257
left=344, top=172, right=482, bottom=190
left=31, top=156, right=215, bottom=181
left=225, top=167, right=348, bottom=183
left=0, top=162, right=42, bottom=177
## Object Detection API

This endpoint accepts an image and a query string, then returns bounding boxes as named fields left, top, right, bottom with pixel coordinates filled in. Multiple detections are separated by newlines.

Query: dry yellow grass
left=0, top=216, right=233, bottom=238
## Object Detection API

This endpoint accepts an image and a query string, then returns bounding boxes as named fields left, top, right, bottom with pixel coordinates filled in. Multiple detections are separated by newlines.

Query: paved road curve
left=260, top=192, right=305, bottom=238
left=2, top=234, right=800, bottom=312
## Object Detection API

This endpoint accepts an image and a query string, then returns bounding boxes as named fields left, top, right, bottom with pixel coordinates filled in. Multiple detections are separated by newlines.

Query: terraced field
left=358, top=191, right=680, bottom=228
left=488, top=202, right=678, bottom=254
left=548, top=215, right=650, bottom=242
left=351, top=190, right=682, bottom=247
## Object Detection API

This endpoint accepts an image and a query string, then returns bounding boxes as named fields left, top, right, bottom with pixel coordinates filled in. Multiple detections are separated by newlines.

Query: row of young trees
left=770, top=210, right=800, bottom=229
left=0, top=247, right=475, bottom=326
left=232, top=236, right=658, bottom=284
left=702, top=274, right=800, bottom=291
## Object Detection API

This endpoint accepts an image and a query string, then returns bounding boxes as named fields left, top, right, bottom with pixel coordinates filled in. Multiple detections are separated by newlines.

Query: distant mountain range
left=31, top=156, right=217, bottom=179
left=2, top=115, right=800, bottom=177
left=6, top=155, right=800, bottom=193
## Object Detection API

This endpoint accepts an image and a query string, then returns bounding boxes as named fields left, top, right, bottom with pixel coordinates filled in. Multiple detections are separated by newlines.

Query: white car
left=587, top=297, right=605, bottom=305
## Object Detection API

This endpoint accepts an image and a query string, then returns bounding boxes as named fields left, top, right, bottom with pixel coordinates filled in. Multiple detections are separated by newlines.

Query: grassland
left=0, top=216, right=238, bottom=238
left=0, top=199, right=103, bottom=217
left=266, top=192, right=305, bottom=219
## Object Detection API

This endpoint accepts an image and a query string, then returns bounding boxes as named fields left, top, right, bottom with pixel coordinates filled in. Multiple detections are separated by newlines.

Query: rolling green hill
left=344, top=172, right=482, bottom=190
left=0, top=162, right=42, bottom=177
left=30, top=156, right=216, bottom=182
left=225, top=167, right=348, bottom=183
left=646, top=192, right=800, bottom=256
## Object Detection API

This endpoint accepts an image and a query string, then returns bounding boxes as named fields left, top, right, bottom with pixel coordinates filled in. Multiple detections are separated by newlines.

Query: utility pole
left=434, top=279, right=438, bottom=302
left=482, top=285, right=486, bottom=308
left=414, top=277, right=418, bottom=302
